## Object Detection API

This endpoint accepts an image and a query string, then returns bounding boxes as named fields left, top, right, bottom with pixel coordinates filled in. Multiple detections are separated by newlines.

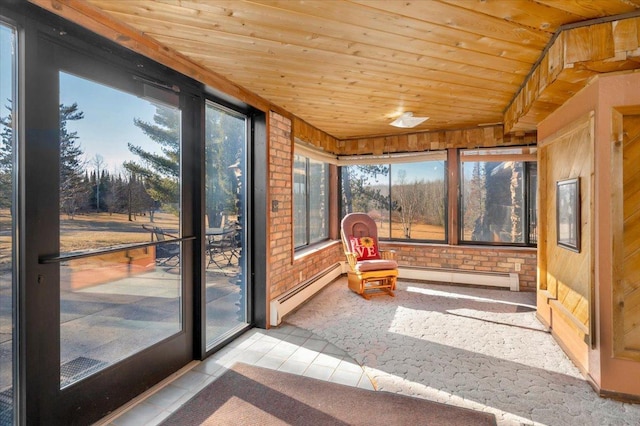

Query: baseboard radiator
left=270, top=263, right=343, bottom=326
left=270, top=264, right=518, bottom=326
left=398, top=266, right=519, bottom=291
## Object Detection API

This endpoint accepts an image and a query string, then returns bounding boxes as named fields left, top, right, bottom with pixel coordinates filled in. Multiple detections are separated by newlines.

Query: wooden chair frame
left=341, top=213, right=398, bottom=299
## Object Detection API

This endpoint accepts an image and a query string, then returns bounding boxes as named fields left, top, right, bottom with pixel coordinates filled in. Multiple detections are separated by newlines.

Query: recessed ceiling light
left=390, top=112, right=429, bottom=128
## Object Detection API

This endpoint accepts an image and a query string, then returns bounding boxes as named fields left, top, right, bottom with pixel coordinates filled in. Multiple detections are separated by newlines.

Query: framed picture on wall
left=556, top=177, right=580, bottom=252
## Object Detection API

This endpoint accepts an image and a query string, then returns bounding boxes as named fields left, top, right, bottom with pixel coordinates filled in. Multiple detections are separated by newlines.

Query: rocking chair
left=340, top=213, right=398, bottom=299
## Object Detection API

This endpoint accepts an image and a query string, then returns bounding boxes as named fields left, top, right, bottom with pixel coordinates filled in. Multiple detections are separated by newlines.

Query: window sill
left=382, top=241, right=536, bottom=252
left=294, top=239, right=341, bottom=261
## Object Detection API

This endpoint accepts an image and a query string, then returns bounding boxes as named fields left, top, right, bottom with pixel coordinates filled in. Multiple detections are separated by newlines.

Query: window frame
left=293, top=152, right=330, bottom=250
left=15, top=11, right=202, bottom=422
left=339, top=152, right=448, bottom=244
left=0, top=15, right=19, bottom=426
left=458, top=146, right=538, bottom=247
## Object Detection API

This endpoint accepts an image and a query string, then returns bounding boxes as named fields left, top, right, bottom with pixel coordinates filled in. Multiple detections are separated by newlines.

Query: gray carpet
left=161, top=362, right=496, bottom=425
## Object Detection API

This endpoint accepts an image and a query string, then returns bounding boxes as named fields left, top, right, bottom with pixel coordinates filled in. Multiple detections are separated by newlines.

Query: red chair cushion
left=349, top=236, right=381, bottom=260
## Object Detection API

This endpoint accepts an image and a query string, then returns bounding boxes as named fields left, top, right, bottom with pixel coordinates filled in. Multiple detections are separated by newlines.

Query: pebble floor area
left=287, top=278, right=640, bottom=426
left=100, top=278, right=640, bottom=426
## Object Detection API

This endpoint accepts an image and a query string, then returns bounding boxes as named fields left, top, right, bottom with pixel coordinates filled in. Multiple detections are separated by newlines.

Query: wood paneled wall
left=295, top=121, right=536, bottom=156
left=337, top=126, right=536, bottom=156
left=538, top=112, right=593, bottom=345
left=613, top=112, right=640, bottom=359
left=292, top=117, right=339, bottom=153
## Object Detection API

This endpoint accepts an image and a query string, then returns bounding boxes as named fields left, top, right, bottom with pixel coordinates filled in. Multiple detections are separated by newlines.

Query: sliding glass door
left=0, top=19, right=17, bottom=426
left=204, top=102, right=249, bottom=349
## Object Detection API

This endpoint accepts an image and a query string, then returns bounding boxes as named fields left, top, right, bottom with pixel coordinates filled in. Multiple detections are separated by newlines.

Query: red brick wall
left=267, top=111, right=538, bottom=303
left=268, top=111, right=344, bottom=300
left=385, top=243, right=537, bottom=290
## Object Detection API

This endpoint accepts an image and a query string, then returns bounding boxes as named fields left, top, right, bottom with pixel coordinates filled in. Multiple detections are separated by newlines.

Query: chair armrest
left=142, top=224, right=155, bottom=242
left=344, top=252, right=358, bottom=269
left=379, top=249, right=396, bottom=260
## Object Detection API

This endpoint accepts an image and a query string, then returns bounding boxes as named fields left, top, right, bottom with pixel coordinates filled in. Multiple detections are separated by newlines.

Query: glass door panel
left=204, top=103, right=248, bottom=347
left=0, top=20, right=16, bottom=425
left=58, top=72, right=183, bottom=387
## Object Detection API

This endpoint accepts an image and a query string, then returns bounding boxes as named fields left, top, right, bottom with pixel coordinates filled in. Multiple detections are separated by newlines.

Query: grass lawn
left=377, top=221, right=446, bottom=240
left=0, top=210, right=180, bottom=266
left=60, top=211, right=180, bottom=252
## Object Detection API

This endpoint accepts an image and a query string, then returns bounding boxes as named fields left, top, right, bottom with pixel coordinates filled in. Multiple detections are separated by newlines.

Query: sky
left=1, top=23, right=163, bottom=176
left=356, top=161, right=446, bottom=186
left=392, top=161, right=445, bottom=182
left=59, top=71, right=163, bottom=175
left=1, top=24, right=14, bottom=127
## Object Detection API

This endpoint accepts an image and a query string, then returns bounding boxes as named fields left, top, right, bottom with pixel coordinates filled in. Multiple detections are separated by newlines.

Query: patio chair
left=341, top=213, right=398, bottom=299
left=206, top=224, right=240, bottom=269
left=142, top=224, right=180, bottom=266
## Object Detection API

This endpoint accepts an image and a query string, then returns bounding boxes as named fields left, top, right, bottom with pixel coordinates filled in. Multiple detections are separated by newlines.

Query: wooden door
left=613, top=112, right=640, bottom=359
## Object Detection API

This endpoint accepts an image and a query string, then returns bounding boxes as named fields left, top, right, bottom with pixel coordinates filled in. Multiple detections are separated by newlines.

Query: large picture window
left=294, top=153, right=329, bottom=248
left=460, top=147, right=537, bottom=245
left=341, top=154, right=447, bottom=242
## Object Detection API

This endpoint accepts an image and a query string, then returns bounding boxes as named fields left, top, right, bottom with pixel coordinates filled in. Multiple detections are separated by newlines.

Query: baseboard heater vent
left=270, top=263, right=343, bottom=326
left=398, top=266, right=519, bottom=291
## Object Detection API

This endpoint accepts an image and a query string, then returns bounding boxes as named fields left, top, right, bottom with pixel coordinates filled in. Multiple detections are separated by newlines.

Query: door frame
left=20, top=10, right=200, bottom=424
left=4, top=3, right=269, bottom=423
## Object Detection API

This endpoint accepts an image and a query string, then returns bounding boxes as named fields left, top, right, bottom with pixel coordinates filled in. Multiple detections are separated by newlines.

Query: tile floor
left=97, top=324, right=373, bottom=426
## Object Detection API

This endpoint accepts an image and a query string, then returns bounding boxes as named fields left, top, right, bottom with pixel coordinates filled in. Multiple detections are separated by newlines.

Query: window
left=204, top=101, right=248, bottom=347
left=0, top=19, right=17, bottom=423
left=294, top=153, right=329, bottom=248
left=341, top=154, right=447, bottom=242
left=460, top=147, right=537, bottom=245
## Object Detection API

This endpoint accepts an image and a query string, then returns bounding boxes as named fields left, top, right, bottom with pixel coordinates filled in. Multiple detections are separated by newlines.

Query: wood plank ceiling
left=81, top=0, right=640, bottom=140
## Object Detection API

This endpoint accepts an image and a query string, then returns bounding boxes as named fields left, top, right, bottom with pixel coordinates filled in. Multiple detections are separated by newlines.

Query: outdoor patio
left=0, top=261, right=243, bottom=420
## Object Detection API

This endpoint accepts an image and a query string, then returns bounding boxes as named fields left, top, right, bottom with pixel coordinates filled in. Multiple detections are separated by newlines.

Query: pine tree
left=467, top=161, right=488, bottom=240
left=341, top=164, right=390, bottom=215
left=205, top=105, right=244, bottom=227
left=104, top=173, right=129, bottom=215
left=124, top=106, right=180, bottom=221
left=2, top=102, right=90, bottom=215
left=91, top=154, right=105, bottom=212
left=484, top=163, right=513, bottom=242
left=59, top=103, right=89, bottom=219
left=0, top=103, right=13, bottom=209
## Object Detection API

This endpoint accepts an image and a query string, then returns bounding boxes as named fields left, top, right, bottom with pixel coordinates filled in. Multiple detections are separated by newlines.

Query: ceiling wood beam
left=293, top=121, right=535, bottom=158
left=505, top=15, right=640, bottom=133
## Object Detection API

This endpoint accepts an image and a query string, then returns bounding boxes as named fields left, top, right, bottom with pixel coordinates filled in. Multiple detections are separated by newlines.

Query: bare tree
left=392, top=170, right=422, bottom=238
